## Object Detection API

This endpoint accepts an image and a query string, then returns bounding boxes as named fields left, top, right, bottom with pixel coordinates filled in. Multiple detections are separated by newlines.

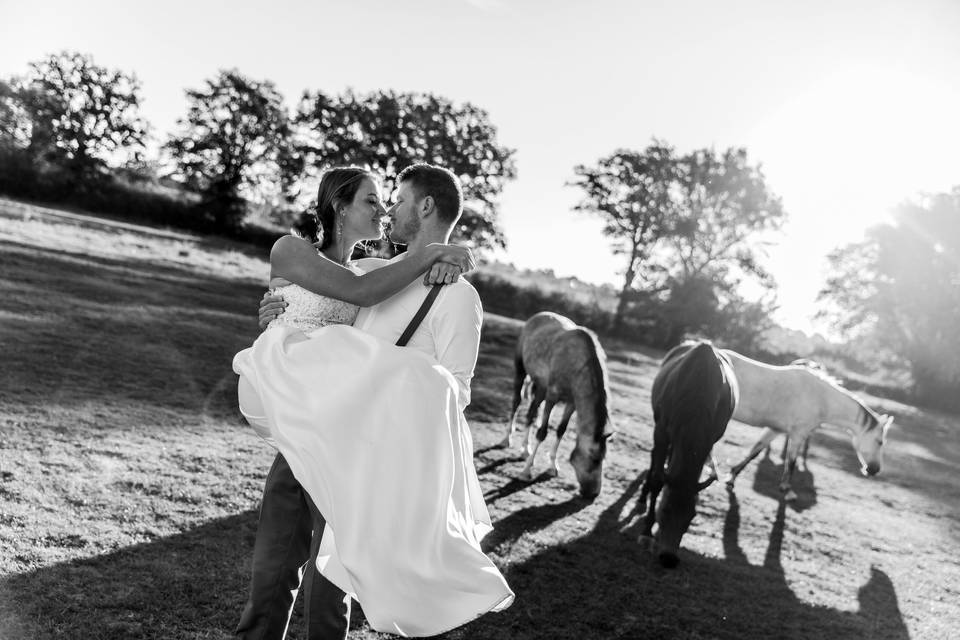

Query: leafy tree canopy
left=291, top=89, right=516, bottom=251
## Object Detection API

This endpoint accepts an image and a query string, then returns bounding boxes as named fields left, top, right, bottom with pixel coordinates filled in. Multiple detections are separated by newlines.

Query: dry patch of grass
left=1, top=200, right=958, bottom=639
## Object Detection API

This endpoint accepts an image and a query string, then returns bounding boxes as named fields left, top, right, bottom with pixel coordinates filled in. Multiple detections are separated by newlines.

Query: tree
left=165, top=70, right=292, bottom=230
left=571, top=143, right=784, bottom=339
left=818, top=187, right=960, bottom=409
left=665, top=147, right=785, bottom=290
left=570, top=142, right=679, bottom=331
left=1, top=51, right=148, bottom=184
left=0, top=79, right=31, bottom=151
left=659, top=147, right=784, bottom=344
left=290, top=90, right=516, bottom=251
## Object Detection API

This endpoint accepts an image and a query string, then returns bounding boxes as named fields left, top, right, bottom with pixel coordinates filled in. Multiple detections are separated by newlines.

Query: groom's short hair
left=396, top=164, right=463, bottom=226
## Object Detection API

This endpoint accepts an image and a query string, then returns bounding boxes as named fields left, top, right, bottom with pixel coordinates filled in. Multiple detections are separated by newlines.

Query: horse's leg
left=519, top=397, right=556, bottom=481
left=726, top=427, right=778, bottom=488
left=640, top=423, right=668, bottom=538
left=499, top=376, right=530, bottom=449
left=800, top=434, right=811, bottom=471
left=699, top=448, right=721, bottom=490
left=546, top=403, right=576, bottom=477
left=498, top=353, right=530, bottom=449
left=779, top=430, right=806, bottom=501
left=637, top=409, right=659, bottom=519
left=518, top=383, right=545, bottom=458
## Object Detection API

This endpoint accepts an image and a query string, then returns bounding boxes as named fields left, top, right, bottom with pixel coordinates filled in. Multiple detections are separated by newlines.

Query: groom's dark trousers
left=236, top=453, right=350, bottom=639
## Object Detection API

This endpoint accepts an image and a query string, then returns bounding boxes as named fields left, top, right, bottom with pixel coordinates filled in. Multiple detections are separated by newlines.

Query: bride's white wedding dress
left=232, top=282, right=514, bottom=637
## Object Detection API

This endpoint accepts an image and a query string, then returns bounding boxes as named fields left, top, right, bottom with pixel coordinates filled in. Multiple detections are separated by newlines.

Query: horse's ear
left=881, top=415, right=894, bottom=432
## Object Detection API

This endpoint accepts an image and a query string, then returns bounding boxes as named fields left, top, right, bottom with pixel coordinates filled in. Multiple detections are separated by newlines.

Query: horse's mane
left=571, top=327, right=611, bottom=436
left=662, top=339, right=701, bottom=367
left=793, top=361, right=882, bottom=430
left=792, top=359, right=846, bottom=388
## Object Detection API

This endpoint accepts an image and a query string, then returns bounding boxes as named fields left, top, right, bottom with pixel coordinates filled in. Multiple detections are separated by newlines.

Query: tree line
left=0, top=52, right=516, bottom=251
left=1, top=52, right=956, bottom=411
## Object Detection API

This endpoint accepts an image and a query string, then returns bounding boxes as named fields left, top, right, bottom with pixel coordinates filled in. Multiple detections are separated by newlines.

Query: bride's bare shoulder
left=271, top=235, right=333, bottom=269
left=271, top=234, right=314, bottom=255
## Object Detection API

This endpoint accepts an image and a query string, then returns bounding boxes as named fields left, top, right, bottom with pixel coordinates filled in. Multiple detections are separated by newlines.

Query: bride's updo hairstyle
left=308, top=166, right=378, bottom=250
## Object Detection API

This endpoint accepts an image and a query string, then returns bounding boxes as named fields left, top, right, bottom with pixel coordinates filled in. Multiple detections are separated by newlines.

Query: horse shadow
left=749, top=452, right=818, bottom=511
left=440, top=479, right=910, bottom=640
left=3, top=486, right=913, bottom=640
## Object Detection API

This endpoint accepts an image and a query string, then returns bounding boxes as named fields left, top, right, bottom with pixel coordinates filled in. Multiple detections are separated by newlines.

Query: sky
left=3, top=0, right=959, bottom=334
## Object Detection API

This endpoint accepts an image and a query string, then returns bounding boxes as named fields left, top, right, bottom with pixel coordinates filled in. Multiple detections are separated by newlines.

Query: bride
left=233, top=166, right=513, bottom=637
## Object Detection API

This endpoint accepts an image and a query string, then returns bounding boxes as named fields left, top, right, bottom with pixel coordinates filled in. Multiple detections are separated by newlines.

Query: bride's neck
left=321, top=236, right=357, bottom=265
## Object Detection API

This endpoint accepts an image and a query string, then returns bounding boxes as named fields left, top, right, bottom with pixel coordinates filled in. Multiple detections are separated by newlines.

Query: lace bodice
left=268, top=283, right=360, bottom=333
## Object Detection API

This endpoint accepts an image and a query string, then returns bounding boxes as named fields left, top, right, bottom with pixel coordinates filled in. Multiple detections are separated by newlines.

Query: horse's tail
left=673, top=342, right=721, bottom=408
left=664, top=342, right=725, bottom=484
left=511, top=338, right=527, bottom=413
left=571, top=327, right=612, bottom=435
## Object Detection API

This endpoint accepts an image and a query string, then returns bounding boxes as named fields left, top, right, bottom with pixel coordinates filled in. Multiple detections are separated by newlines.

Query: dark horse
left=639, top=340, right=738, bottom=567
left=498, top=311, right=614, bottom=498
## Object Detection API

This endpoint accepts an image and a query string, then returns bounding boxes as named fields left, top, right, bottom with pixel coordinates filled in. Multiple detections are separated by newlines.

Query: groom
left=236, top=163, right=484, bottom=640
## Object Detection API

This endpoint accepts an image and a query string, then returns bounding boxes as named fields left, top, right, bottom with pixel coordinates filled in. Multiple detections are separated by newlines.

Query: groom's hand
left=258, top=289, right=288, bottom=330
left=424, top=263, right=462, bottom=286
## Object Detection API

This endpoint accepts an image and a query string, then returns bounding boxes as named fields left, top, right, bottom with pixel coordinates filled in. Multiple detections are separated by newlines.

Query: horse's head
left=852, top=413, right=893, bottom=476
left=654, top=475, right=698, bottom=568
left=569, top=429, right=613, bottom=499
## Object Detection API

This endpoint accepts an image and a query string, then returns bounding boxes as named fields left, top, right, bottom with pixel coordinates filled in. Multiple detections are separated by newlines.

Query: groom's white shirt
left=352, top=256, right=483, bottom=412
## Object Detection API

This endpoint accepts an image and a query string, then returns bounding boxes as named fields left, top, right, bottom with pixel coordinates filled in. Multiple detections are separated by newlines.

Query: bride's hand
left=424, top=263, right=463, bottom=286
left=427, top=243, right=476, bottom=273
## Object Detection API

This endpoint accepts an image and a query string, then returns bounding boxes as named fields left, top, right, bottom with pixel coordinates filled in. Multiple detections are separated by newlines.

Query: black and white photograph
left=1, top=1, right=958, bottom=638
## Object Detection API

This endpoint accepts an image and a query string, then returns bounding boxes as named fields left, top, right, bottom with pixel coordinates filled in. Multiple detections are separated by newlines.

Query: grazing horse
left=639, top=340, right=738, bottom=568
left=759, top=359, right=824, bottom=465
left=722, top=350, right=894, bottom=501
left=499, top=311, right=614, bottom=498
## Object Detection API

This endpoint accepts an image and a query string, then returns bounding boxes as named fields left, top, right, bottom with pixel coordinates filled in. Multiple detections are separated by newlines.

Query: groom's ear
left=420, top=195, right=436, bottom=219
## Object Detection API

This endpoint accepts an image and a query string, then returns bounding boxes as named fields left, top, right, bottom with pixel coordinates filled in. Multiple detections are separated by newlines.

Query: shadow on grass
left=4, top=511, right=260, bottom=640
left=442, top=481, right=911, bottom=640
left=482, top=475, right=556, bottom=506
left=750, top=453, right=818, bottom=512
left=2, top=471, right=912, bottom=640
left=0, top=238, right=261, bottom=421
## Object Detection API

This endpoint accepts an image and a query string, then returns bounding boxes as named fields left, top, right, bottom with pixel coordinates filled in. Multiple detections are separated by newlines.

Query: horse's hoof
left=545, top=467, right=559, bottom=478
left=493, top=437, right=510, bottom=449
left=517, top=470, right=534, bottom=482
left=658, top=552, right=680, bottom=569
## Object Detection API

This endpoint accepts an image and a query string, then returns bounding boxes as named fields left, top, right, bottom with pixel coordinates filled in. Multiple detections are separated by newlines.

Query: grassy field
left=1, top=198, right=958, bottom=640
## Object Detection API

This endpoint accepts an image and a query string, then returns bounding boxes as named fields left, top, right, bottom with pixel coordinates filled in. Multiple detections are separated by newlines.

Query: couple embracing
left=232, top=163, right=514, bottom=639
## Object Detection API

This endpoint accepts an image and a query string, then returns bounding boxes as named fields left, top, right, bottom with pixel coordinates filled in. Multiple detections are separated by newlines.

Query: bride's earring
left=337, top=210, right=346, bottom=263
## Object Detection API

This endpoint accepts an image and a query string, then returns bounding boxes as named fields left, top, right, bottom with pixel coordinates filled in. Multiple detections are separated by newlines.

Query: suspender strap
left=395, top=285, right=443, bottom=347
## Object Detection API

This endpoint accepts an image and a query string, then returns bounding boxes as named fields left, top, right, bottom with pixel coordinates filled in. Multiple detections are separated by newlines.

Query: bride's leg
left=238, top=376, right=275, bottom=445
